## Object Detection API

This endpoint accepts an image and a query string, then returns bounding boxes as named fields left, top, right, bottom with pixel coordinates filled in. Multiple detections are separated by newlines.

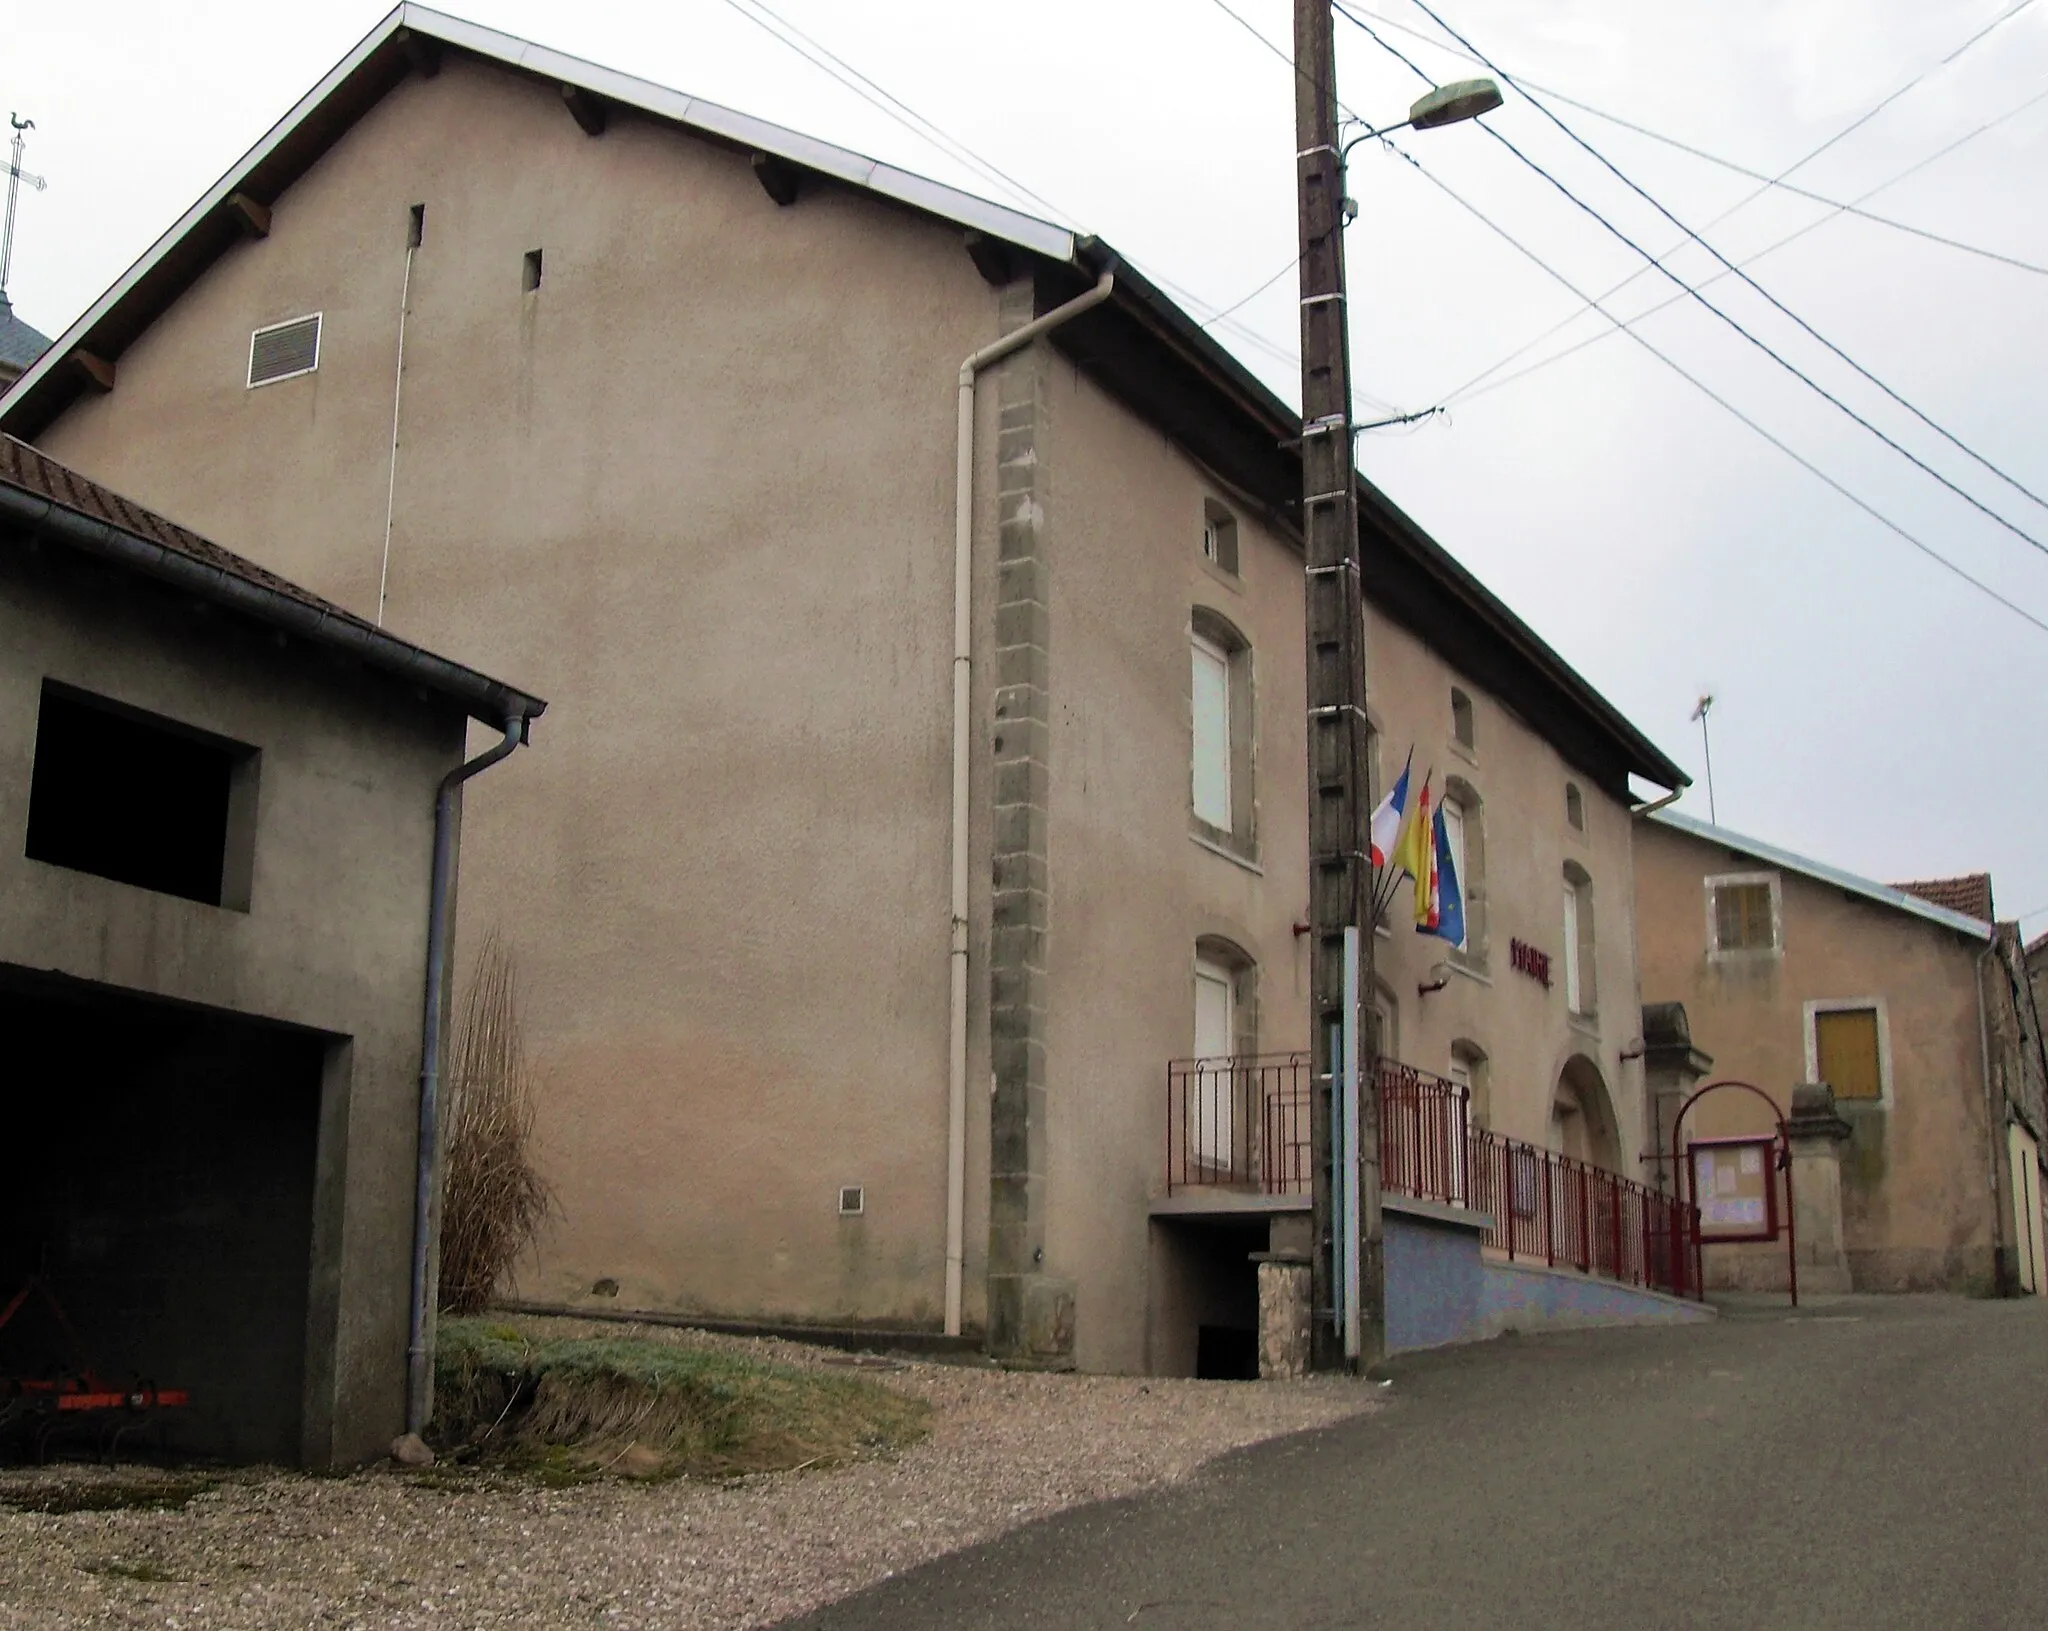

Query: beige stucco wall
left=37, top=56, right=1011, bottom=1336
left=1360, top=614, right=1650, bottom=1182
left=1038, top=359, right=1312, bottom=1373
left=0, top=543, right=463, bottom=1463
left=28, top=47, right=1665, bottom=1366
left=1635, top=818, right=1998, bottom=1290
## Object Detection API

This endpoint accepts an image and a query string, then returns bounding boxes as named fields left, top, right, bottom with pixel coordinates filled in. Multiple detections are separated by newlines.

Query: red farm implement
left=0, top=1274, right=190, bottom=1464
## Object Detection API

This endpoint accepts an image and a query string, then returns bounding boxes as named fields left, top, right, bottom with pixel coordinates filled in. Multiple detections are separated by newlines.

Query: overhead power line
left=1338, top=0, right=2048, bottom=277
left=1341, top=2, right=2048, bottom=560
left=714, top=0, right=1343, bottom=395
left=1382, top=0, right=2048, bottom=529
left=1377, top=138, right=2048, bottom=640
left=1442, top=80, right=2048, bottom=408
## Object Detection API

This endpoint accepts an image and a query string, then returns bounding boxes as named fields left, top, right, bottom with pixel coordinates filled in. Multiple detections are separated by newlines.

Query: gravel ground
left=0, top=1323, right=1375, bottom=1631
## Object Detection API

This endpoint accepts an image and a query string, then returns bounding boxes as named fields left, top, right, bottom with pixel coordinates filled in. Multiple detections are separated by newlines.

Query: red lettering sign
left=1510, top=938, right=1552, bottom=989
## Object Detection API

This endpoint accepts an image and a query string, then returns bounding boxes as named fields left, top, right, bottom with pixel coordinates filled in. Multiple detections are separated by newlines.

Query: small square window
left=1709, top=875, right=1779, bottom=954
left=1451, top=687, right=1475, bottom=751
left=26, top=682, right=259, bottom=910
left=1201, top=500, right=1239, bottom=575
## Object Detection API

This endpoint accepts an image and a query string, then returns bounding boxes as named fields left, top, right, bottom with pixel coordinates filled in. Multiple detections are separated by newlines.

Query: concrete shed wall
left=0, top=541, right=464, bottom=1464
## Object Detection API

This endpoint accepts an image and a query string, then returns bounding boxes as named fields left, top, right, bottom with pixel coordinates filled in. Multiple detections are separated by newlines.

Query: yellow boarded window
left=1816, top=1008, right=1882, bottom=1099
left=1714, top=882, right=1774, bottom=950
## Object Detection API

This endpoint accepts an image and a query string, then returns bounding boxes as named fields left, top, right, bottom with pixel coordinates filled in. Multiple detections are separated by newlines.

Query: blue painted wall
left=1385, top=1208, right=1484, bottom=1352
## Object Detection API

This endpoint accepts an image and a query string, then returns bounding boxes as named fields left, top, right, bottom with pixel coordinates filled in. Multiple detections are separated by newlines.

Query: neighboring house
left=0, top=294, right=51, bottom=391
left=1635, top=809, right=2045, bottom=1295
left=0, top=436, right=545, bottom=1464
left=0, top=6, right=1686, bottom=1373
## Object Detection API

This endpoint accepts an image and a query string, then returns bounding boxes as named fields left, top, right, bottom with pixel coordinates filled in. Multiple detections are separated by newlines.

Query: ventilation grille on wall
left=838, top=1186, right=865, bottom=1217
left=247, top=313, right=322, bottom=387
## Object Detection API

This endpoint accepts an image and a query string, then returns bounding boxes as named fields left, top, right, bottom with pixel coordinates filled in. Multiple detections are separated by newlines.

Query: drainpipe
left=1632, top=786, right=1684, bottom=818
left=1976, top=936, right=2011, bottom=1293
left=405, top=714, right=529, bottom=1434
left=945, top=267, right=1114, bottom=1337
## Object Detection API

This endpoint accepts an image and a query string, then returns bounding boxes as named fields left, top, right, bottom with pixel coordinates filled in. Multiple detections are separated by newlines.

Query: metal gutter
left=1650, top=808, right=1993, bottom=942
left=0, top=481, right=546, bottom=728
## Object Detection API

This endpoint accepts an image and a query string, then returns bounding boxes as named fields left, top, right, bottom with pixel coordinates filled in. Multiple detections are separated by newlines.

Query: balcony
left=1165, top=1053, right=1698, bottom=1299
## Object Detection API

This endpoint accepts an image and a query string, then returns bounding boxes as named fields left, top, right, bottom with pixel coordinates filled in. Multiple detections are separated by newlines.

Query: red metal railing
left=1164, top=1052, right=1699, bottom=1299
left=1165, top=1053, right=1312, bottom=1195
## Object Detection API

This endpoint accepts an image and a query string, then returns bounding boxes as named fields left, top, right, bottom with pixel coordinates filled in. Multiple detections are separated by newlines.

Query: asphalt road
left=779, top=1294, right=2048, bottom=1630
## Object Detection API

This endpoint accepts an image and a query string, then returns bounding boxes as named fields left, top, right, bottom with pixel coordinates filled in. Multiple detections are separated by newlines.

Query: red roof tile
left=1891, top=873, right=1994, bottom=924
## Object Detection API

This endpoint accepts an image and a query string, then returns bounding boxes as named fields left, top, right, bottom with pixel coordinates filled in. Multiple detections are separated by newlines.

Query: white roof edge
left=0, top=3, right=1076, bottom=420
left=1648, top=808, right=1994, bottom=942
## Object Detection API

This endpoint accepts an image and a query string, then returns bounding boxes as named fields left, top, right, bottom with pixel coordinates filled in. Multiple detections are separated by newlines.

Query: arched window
left=1565, top=781, right=1584, bottom=831
left=1450, top=686, right=1475, bottom=751
left=1552, top=1054, right=1622, bottom=1173
left=1190, top=609, right=1254, bottom=855
left=1442, top=776, right=1487, bottom=963
left=1563, top=861, right=1597, bottom=1018
left=1450, top=1039, right=1491, bottom=1131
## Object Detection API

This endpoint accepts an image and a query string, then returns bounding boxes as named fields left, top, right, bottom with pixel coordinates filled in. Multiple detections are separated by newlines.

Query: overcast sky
left=8, top=0, right=2047, bottom=925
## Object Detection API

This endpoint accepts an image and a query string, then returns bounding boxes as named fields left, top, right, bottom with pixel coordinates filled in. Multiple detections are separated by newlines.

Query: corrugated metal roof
left=1649, top=808, right=1993, bottom=942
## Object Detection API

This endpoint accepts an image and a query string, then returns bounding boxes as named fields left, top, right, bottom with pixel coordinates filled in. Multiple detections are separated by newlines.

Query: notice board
left=1689, top=1136, right=1778, bottom=1243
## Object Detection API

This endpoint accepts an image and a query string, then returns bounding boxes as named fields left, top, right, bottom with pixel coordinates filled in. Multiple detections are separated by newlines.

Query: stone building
left=1635, top=809, right=2045, bottom=1295
left=1, top=5, right=1687, bottom=1372
left=0, top=435, right=545, bottom=1463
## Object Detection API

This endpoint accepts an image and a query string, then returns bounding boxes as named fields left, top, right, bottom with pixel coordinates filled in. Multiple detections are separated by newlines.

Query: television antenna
left=2, top=114, right=48, bottom=301
left=1690, top=693, right=1717, bottom=825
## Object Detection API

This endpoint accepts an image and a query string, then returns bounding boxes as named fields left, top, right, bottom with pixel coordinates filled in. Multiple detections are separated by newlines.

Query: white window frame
left=1190, top=631, right=1233, bottom=831
left=246, top=311, right=323, bottom=388
left=1192, top=956, right=1237, bottom=1170
left=1706, top=869, right=1784, bottom=959
left=1803, top=997, right=1893, bottom=1107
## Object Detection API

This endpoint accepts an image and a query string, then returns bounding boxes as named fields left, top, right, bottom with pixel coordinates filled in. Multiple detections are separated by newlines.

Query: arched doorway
left=1552, top=1054, right=1623, bottom=1174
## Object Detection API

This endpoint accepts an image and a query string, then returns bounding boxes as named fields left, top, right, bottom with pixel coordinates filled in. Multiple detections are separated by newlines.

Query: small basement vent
left=247, top=313, right=322, bottom=387
left=838, top=1186, right=865, bottom=1217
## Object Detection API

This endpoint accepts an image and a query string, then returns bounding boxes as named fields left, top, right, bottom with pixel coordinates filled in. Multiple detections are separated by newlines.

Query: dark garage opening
left=1154, top=1218, right=1266, bottom=1380
left=0, top=968, right=327, bottom=1464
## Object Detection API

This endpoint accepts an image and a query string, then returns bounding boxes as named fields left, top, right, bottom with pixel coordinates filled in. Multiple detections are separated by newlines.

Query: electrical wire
left=1381, top=0, right=2048, bottom=530
left=714, top=0, right=1338, bottom=393
left=1377, top=138, right=2048, bottom=639
left=1338, top=0, right=2048, bottom=277
left=1443, top=80, right=2048, bottom=408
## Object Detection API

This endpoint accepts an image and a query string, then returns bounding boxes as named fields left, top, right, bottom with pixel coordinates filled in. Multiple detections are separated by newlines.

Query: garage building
left=0, top=437, right=544, bottom=1466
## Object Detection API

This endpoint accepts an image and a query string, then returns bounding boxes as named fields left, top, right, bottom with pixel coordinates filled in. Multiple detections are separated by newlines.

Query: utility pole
left=1294, top=0, right=1382, bottom=1370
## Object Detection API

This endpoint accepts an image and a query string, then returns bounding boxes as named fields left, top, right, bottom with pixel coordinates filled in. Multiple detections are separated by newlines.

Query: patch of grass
left=0, top=1477, right=216, bottom=1515
left=79, top=1559, right=179, bottom=1583
left=432, top=1318, right=929, bottom=1482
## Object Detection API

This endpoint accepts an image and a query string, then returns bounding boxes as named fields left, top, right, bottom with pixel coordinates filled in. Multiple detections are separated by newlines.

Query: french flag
left=1370, top=750, right=1413, bottom=870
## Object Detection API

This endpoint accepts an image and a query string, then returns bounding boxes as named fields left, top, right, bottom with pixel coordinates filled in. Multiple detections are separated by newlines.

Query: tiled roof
left=1891, top=874, right=1995, bottom=925
left=0, top=294, right=51, bottom=374
left=0, top=435, right=545, bottom=725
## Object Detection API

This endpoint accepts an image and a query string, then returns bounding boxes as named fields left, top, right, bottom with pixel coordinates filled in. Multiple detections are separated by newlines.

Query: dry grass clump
left=439, top=934, right=553, bottom=1316
left=433, top=1320, right=930, bottom=1481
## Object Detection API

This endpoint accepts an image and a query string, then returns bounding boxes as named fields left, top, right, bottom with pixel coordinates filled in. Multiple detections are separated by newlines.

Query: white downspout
left=945, top=268, right=1114, bottom=1336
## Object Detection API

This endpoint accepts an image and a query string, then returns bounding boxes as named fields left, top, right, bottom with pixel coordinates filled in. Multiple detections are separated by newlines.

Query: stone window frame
left=1450, top=1038, right=1491, bottom=1131
left=1189, top=606, right=1257, bottom=866
left=1563, top=859, right=1598, bottom=1022
left=1449, top=685, right=1477, bottom=761
left=1705, top=869, right=1783, bottom=960
left=1200, top=497, right=1241, bottom=581
left=1440, top=774, right=1489, bottom=972
left=1803, top=996, right=1893, bottom=1109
